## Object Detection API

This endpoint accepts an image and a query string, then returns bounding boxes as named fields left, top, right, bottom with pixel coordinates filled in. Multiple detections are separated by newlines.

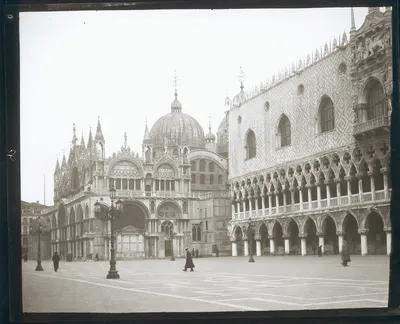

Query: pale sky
left=20, top=7, right=371, bottom=205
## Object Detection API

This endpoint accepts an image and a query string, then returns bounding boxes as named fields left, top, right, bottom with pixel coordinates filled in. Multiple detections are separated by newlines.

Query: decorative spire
left=55, top=157, right=60, bottom=173
left=61, top=151, right=67, bottom=168
left=124, top=132, right=128, bottom=147
left=72, top=123, right=77, bottom=145
left=208, top=116, right=212, bottom=133
left=95, top=117, right=104, bottom=141
left=205, top=115, right=216, bottom=143
left=225, top=90, right=230, bottom=107
left=143, top=119, right=150, bottom=143
left=87, top=127, right=93, bottom=148
left=171, top=69, right=182, bottom=113
left=238, top=67, right=246, bottom=92
left=80, top=131, right=85, bottom=148
left=350, top=7, right=356, bottom=31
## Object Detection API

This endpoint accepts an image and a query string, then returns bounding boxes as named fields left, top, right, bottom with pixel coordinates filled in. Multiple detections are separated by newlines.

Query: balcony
left=353, top=116, right=390, bottom=139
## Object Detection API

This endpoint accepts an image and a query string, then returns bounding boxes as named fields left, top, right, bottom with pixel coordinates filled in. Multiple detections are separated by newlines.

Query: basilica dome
left=149, top=92, right=206, bottom=150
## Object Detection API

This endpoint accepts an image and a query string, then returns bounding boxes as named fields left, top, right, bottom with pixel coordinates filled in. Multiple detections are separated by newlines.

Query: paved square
left=22, top=255, right=389, bottom=313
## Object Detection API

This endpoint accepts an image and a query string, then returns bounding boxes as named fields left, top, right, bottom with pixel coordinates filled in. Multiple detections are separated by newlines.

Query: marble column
left=83, top=240, right=87, bottom=258
left=299, top=187, right=303, bottom=211
left=316, top=184, right=321, bottom=209
left=325, top=181, right=331, bottom=207
left=345, top=176, right=352, bottom=204
left=244, top=240, right=249, bottom=256
left=249, top=199, right=252, bottom=212
left=359, top=229, right=369, bottom=256
left=284, top=236, right=290, bottom=254
left=261, top=194, right=266, bottom=216
left=268, top=194, right=273, bottom=216
left=357, top=174, right=364, bottom=203
left=256, top=240, right=262, bottom=256
left=283, top=190, right=287, bottom=213
left=385, top=229, right=392, bottom=256
left=231, top=241, right=238, bottom=256
left=300, top=235, right=307, bottom=256
left=307, top=185, right=312, bottom=210
left=318, top=233, right=325, bottom=253
left=382, top=169, right=389, bottom=200
left=335, top=179, right=341, bottom=205
left=269, top=238, right=275, bottom=255
left=275, top=193, right=280, bottom=214
left=290, top=189, right=295, bottom=210
left=337, top=232, right=343, bottom=253
left=369, top=171, right=376, bottom=201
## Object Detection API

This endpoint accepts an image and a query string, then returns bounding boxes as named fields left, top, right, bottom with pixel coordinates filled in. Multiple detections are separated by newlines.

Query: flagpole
left=44, top=174, right=46, bottom=206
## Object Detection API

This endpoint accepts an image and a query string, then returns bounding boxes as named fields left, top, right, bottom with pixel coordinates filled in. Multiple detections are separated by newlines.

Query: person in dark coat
left=216, top=246, right=219, bottom=257
left=341, top=240, right=351, bottom=266
left=95, top=253, right=99, bottom=261
left=23, top=253, right=28, bottom=262
left=195, top=249, right=199, bottom=258
left=52, top=252, right=60, bottom=272
left=191, top=248, right=195, bottom=258
left=183, top=248, right=195, bottom=272
left=318, top=245, right=322, bottom=257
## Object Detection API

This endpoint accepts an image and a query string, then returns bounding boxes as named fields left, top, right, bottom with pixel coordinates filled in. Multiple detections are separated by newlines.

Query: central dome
left=149, top=92, right=206, bottom=150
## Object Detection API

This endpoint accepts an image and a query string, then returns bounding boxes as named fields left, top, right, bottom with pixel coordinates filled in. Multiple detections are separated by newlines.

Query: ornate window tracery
left=161, top=221, right=174, bottom=237
left=245, top=130, right=256, bottom=159
left=192, top=224, right=202, bottom=241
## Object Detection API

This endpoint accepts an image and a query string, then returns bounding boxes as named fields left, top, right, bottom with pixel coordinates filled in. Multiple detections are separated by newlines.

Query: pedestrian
left=23, top=253, right=28, bottom=262
left=95, top=253, right=99, bottom=261
left=191, top=248, right=195, bottom=258
left=341, top=240, right=351, bottom=266
left=216, top=246, right=219, bottom=257
left=183, top=248, right=195, bottom=272
left=318, top=245, right=322, bottom=257
left=52, top=252, right=60, bottom=272
left=195, top=249, right=199, bottom=258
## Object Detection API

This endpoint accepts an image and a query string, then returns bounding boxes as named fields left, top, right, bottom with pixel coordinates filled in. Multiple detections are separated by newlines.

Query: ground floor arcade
left=229, top=206, right=391, bottom=257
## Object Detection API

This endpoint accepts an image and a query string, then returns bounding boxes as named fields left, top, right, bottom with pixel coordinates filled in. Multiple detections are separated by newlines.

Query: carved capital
left=334, top=178, right=341, bottom=184
left=384, top=227, right=392, bottom=233
left=324, top=180, right=332, bottom=185
left=380, top=168, right=388, bottom=175
left=367, top=171, right=374, bottom=177
left=316, top=231, right=325, bottom=237
left=355, top=173, right=363, bottom=180
left=299, top=234, right=307, bottom=239
left=358, top=229, right=369, bottom=235
left=344, top=176, right=353, bottom=182
left=336, top=230, right=344, bottom=236
left=282, top=235, right=290, bottom=240
left=254, top=234, right=261, bottom=241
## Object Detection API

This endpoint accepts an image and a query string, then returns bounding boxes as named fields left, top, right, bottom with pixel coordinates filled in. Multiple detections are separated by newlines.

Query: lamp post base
left=106, top=270, right=120, bottom=279
left=248, top=255, right=255, bottom=263
left=35, top=261, right=44, bottom=271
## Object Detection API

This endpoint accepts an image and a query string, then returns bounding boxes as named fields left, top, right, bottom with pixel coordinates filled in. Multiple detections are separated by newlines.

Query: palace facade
left=42, top=90, right=231, bottom=260
left=227, top=8, right=392, bottom=257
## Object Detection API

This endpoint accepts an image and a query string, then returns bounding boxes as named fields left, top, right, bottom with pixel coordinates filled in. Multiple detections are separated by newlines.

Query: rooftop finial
left=173, top=69, right=178, bottom=98
left=209, top=115, right=212, bottom=132
left=350, top=7, right=356, bottom=31
left=124, top=132, right=127, bottom=147
left=238, top=67, right=246, bottom=91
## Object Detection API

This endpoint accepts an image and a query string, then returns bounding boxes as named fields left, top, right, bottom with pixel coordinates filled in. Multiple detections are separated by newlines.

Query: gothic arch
left=58, top=204, right=67, bottom=227
left=276, top=113, right=291, bottom=147
left=69, top=207, right=76, bottom=225
left=360, top=207, right=386, bottom=230
left=156, top=199, right=182, bottom=217
left=84, top=204, right=90, bottom=219
left=284, top=218, right=300, bottom=236
left=76, top=204, right=84, bottom=222
left=153, top=156, right=180, bottom=176
left=359, top=75, right=386, bottom=104
left=316, top=95, right=335, bottom=134
left=244, top=128, right=257, bottom=159
left=301, top=216, right=317, bottom=235
left=320, top=213, right=338, bottom=233
left=123, top=200, right=150, bottom=218
left=339, top=211, right=360, bottom=233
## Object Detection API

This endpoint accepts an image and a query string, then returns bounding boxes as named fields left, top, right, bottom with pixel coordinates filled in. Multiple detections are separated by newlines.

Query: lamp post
left=170, top=231, right=177, bottom=261
left=29, top=216, right=48, bottom=271
left=248, top=218, right=255, bottom=263
left=94, top=187, right=123, bottom=279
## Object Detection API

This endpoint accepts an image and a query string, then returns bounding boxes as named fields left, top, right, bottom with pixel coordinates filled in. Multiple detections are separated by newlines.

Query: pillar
left=358, top=174, right=364, bottom=203
left=231, top=241, right=238, bottom=256
left=359, top=229, right=369, bottom=256
left=290, top=189, right=295, bottom=209
left=244, top=240, right=249, bottom=256
left=283, top=190, right=287, bottom=213
left=336, top=179, right=341, bottom=204
left=275, top=194, right=279, bottom=214
left=326, top=181, right=331, bottom=207
left=284, top=236, right=290, bottom=254
left=300, top=236, right=307, bottom=256
left=269, top=238, right=275, bottom=254
left=308, top=185, right=312, bottom=210
left=337, top=232, right=343, bottom=253
left=317, top=184, right=321, bottom=209
left=268, top=194, right=273, bottom=215
left=83, top=240, right=87, bottom=258
left=299, top=187, right=303, bottom=211
left=346, top=176, right=352, bottom=204
left=383, top=170, right=389, bottom=200
left=249, top=199, right=252, bottom=212
left=318, top=234, right=324, bottom=253
left=369, top=171, right=376, bottom=201
left=261, top=195, right=266, bottom=216
left=386, top=230, right=391, bottom=256
left=256, top=240, right=261, bottom=256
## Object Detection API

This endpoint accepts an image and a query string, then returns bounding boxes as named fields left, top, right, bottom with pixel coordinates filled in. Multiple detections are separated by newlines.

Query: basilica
left=42, top=89, right=231, bottom=260
left=227, top=7, right=392, bottom=257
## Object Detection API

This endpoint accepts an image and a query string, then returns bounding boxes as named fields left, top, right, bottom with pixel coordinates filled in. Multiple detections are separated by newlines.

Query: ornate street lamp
left=170, top=231, right=177, bottom=261
left=29, top=216, right=48, bottom=271
left=94, top=187, right=124, bottom=279
left=248, top=218, right=255, bottom=263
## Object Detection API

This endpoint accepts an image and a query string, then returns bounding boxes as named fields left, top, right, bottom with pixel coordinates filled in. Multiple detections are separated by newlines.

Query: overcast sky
left=20, top=7, right=372, bottom=205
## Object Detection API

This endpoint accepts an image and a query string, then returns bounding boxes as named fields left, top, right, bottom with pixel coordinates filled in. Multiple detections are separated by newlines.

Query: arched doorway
left=161, top=221, right=174, bottom=257
left=273, top=222, right=284, bottom=255
left=304, top=218, right=318, bottom=255
left=365, top=211, right=386, bottom=254
left=114, top=201, right=148, bottom=259
left=342, top=213, right=360, bottom=254
left=235, top=226, right=244, bottom=256
left=287, top=219, right=300, bottom=254
left=259, top=223, right=269, bottom=255
left=322, top=216, right=338, bottom=254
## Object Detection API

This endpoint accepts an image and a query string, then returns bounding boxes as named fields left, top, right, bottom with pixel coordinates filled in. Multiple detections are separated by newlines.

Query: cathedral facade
left=42, top=90, right=231, bottom=260
left=227, top=8, right=392, bottom=257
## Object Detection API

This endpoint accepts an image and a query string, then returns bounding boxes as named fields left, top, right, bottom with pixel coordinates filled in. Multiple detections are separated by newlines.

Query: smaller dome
left=171, top=91, right=182, bottom=112
left=205, top=129, right=216, bottom=142
left=232, top=88, right=248, bottom=107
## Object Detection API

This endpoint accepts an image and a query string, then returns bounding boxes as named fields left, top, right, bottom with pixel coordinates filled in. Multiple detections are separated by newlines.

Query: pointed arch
left=317, top=95, right=335, bottom=133
left=360, top=76, right=388, bottom=121
left=277, top=114, right=291, bottom=147
left=245, top=129, right=257, bottom=159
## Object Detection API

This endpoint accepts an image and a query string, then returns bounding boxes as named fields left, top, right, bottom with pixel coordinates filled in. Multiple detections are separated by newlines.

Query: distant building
left=42, top=87, right=231, bottom=260
left=21, top=201, right=51, bottom=260
left=227, top=8, right=392, bottom=257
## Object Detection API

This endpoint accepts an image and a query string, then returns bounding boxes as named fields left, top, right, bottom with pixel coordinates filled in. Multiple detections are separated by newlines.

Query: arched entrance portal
left=259, top=223, right=269, bottom=255
left=322, top=216, right=338, bottom=254
left=235, top=226, right=244, bottom=256
left=365, top=211, right=386, bottom=254
left=114, top=201, right=148, bottom=260
left=273, top=222, right=284, bottom=255
left=287, top=219, right=300, bottom=254
left=161, top=221, right=174, bottom=257
left=343, top=213, right=360, bottom=254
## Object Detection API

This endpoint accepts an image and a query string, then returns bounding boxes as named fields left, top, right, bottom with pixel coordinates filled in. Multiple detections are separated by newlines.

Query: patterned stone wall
left=229, top=47, right=355, bottom=180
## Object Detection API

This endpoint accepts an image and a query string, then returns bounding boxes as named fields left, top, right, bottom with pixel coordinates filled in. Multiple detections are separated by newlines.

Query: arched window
left=367, top=80, right=386, bottom=120
left=200, top=174, right=205, bottom=184
left=192, top=224, right=202, bottom=241
left=191, top=173, right=196, bottom=184
left=209, top=175, right=214, bottom=184
left=218, top=175, right=223, bottom=184
left=246, top=130, right=256, bottom=159
left=319, top=97, right=335, bottom=133
left=278, top=115, right=291, bottom=147
left=208, top=162, right=214, bottom=172
left=161, top=221, right=174, bottom=237
left=199, top=160, right=206, bottom=172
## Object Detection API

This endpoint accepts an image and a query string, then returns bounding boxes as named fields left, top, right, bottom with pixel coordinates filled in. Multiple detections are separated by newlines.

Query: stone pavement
left=22, top=255, right=389, bottom=313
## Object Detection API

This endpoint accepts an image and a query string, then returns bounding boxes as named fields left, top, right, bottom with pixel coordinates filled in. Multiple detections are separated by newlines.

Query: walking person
left=318, top=245, right=322, bottom=257
left=183, top=248, right=195, bottom=272
left=95, top=253, right=99, bottom=261
left=341, top=239, right=351, bottom=266
left=52, top=252, right=60, bottom=272
left=191, top=248, right=195, bottom=258
left=216, top=246, right=219, bottom=257
left=195, top=249, right=199, bottom=259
